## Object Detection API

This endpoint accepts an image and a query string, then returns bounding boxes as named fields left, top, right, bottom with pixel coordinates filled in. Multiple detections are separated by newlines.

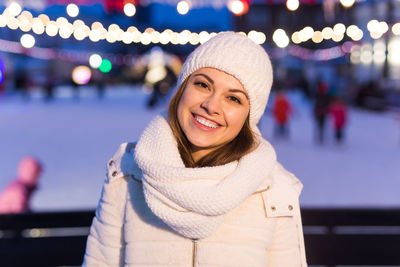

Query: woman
left=83, top=32, right=307, bottom=267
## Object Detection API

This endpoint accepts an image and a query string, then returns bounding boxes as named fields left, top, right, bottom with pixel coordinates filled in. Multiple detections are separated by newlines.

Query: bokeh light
left=299, top=26, right=314, bottom=42
left=132, top=30, right=141, bottom=43
left=7, top=2, right=22, bottom=17
left=99, top=59, right=112, bottom=73
left=56, top=17, right=68, bottom=28
left=20, top=33, right=35, bottom=48
left=74, top=25, right=90, bottom=40
left=373, top=40, right=386, bottom=65
left=18, top=15, right=32, bottom=32
left=38, top=14, right=50, bottom=25
left=322, top=27, right=334, bottom=40
left=350, top=45, right=361, bottom=64
left=122, top=31, right=134, bottom=44
left=286, top=0, right=299, bottom=11
left=333, top=23, right=346, bottom=35
left=189, top=32, right=200, bottom=45
left=291, top=32, right=301, bottom=44
left=228, top=0, right=248, bottom=16
left=89, top=54, right=102, bottom=68
left=332, top=33, right=344, bottom=42
left=177, top=1, right=190, bottom=15
left=199, top=31, right=210, bottom=44
left=7, top=17, right=19, bottom=30
left=140, top=32, right=152, bottom=45
left=388, top=37, right=400, bottom=66
left=31, top=18, right=45, bottom=34
left=72, top=65, right=92, bottom=85
left=45, top=21, right=59, bottom=36
left=248, top=30, right=266, bottom=44
left=124, top=3, right=136, bottom=17
left=273, top=29, right=290, bottom=48
left=66, top=3, right=79, bottom=17
left=370, top=31, right=382, bottom=40
left=367, top=19, right=379, bottom=33
left=352, top=29, right=363, bottom=41
left=340, top=0, right=355, bottom=8
left=360, top=43, right=373, bottom=65
left=59, top=23, right=73, bottom=39
left=392, top=23, right=400, bottom=35
left=379, top=21, right=389, bottom=34
left=312, top=31, right=323, bottom=43
left=150, top=31, right=159, bottom=44
left=89, top=30, right=101, bottom=42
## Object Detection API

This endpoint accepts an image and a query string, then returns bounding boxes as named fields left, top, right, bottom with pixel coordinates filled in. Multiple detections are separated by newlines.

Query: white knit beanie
left=176, top=31, right=273, bottom=128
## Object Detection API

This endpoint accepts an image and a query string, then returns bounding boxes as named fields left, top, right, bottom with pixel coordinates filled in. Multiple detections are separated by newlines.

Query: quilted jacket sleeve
left=264, top=163, right=308, bottom=267
left=82, top=143, right=135, bottom=267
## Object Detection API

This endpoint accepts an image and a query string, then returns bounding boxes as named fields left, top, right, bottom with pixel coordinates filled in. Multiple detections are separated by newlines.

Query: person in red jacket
left=329, top=97, right=348, bottom=144
left=0, top=156, right=43, bottom=214
left=272, top=91, right=292, bottom=138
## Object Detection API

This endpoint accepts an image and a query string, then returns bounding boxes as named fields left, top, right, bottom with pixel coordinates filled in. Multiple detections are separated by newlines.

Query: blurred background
left=0, top=0, right=399, bottom=212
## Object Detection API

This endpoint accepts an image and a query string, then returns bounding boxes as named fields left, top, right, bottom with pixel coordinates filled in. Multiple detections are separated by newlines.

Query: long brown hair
left=168, top=77, right=256, bottom=168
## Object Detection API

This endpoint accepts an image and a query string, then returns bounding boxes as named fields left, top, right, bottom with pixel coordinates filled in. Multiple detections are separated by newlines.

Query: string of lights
left=3, top=1, right=400, bottom=50
left=0, top=35, right=354, bottom=63
left=0, top=0, right=367, bottom=48
left=0, top=3, right=267, bottom=47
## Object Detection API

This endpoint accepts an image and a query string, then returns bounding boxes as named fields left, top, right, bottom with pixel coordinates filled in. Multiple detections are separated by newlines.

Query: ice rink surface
left=1, top=85, right=399, bottom=210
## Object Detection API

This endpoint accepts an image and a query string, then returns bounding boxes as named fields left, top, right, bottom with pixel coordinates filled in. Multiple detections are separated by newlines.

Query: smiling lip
left=191, top=113, right=221, bottom=131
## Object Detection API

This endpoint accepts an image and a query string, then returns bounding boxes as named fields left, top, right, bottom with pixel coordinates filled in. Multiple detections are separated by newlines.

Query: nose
left=200, top=93, right=221, bottom=115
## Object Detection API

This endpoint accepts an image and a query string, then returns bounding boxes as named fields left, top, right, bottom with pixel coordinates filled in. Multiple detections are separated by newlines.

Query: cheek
left=177, top=103, right=184, bottom=127
left=226, top=108, right=249, bottom=130
left=177, top=91, right=191, bottom=125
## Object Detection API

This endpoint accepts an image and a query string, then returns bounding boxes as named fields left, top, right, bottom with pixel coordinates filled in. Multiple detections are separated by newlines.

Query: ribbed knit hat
left=177, top=31, right=273, bottom=128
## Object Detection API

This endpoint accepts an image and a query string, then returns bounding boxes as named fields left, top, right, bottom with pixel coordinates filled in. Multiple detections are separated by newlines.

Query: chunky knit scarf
left=134, top=115, right=277, bottom=239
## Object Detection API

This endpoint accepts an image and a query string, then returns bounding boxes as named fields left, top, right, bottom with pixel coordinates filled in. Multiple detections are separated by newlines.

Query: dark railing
left=1, top=208, right=400, bottom=266
left=302, top=208, right=400, bottom=266
left=0, top=210, right=94, bottom=267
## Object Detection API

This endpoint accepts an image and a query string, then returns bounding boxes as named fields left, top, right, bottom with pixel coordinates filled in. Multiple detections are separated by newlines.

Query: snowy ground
left=1, top=85, right=399, bottom=211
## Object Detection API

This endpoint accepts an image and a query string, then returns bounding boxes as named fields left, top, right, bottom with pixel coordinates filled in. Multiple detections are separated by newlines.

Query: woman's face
left=177, top=68, right=250, bottom=161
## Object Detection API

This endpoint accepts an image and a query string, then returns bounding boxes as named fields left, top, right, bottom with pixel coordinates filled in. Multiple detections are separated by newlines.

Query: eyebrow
left=193, top=73, right=214, bottom=84
left=229, top=89, right=249, bottom=99
left=193, top=73, right=249, bottom=99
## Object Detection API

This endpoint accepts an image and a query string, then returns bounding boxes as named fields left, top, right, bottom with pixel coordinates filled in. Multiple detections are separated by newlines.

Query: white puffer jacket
left=83, top=143, right=307, bottom=267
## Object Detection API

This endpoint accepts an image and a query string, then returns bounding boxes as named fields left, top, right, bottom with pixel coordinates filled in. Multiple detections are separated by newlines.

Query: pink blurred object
left=0, top=156, right=43, bottom=214
left=330, top=99, right=348, bottom=129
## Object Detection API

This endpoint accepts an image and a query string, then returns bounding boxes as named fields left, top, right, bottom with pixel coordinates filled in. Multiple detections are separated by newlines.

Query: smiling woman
left=172, top=68, right=253, bottom=166
left=83, top=32, right=308, bottom=267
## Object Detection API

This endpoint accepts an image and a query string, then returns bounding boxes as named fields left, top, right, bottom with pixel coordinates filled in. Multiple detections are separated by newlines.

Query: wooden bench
left=1, top=208, right=400, bottom=266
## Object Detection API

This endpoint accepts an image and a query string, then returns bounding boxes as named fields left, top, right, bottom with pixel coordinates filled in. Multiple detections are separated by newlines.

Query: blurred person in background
left=0, top=156, right=43, bottom=214
left=147, top=66, right=177, bottom=108
left=14, top=68, right=30, bottom=100
left=272, top=90, right=293, bottom=139
left=329, top=97, right=348, bottom=144
left=313, top=80, right=331, bottom=144
left=83, top=32, right=307, bottom=267
left=44, top=70, right=56, bottom=101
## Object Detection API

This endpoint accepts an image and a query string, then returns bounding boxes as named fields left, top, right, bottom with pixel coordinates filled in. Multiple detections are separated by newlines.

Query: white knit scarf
left=134, top=115, right=277, bottom=239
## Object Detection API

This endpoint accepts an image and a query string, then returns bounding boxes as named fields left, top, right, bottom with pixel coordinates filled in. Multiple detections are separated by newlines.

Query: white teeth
left=195, top=115, right=219, bottom=128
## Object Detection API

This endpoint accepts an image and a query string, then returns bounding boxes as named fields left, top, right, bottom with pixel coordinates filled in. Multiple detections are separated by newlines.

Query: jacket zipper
left=192, top=239, right=198, bottom=267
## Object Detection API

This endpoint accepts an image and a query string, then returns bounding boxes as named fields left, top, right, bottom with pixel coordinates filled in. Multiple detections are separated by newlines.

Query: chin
left=188, top=137, right=215, bottom=149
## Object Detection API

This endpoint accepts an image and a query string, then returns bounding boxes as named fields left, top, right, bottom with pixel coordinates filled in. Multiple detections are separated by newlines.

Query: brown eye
left=228, top=96, right=241, bottom=104
left=194, top=81, right=208, bottom=89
